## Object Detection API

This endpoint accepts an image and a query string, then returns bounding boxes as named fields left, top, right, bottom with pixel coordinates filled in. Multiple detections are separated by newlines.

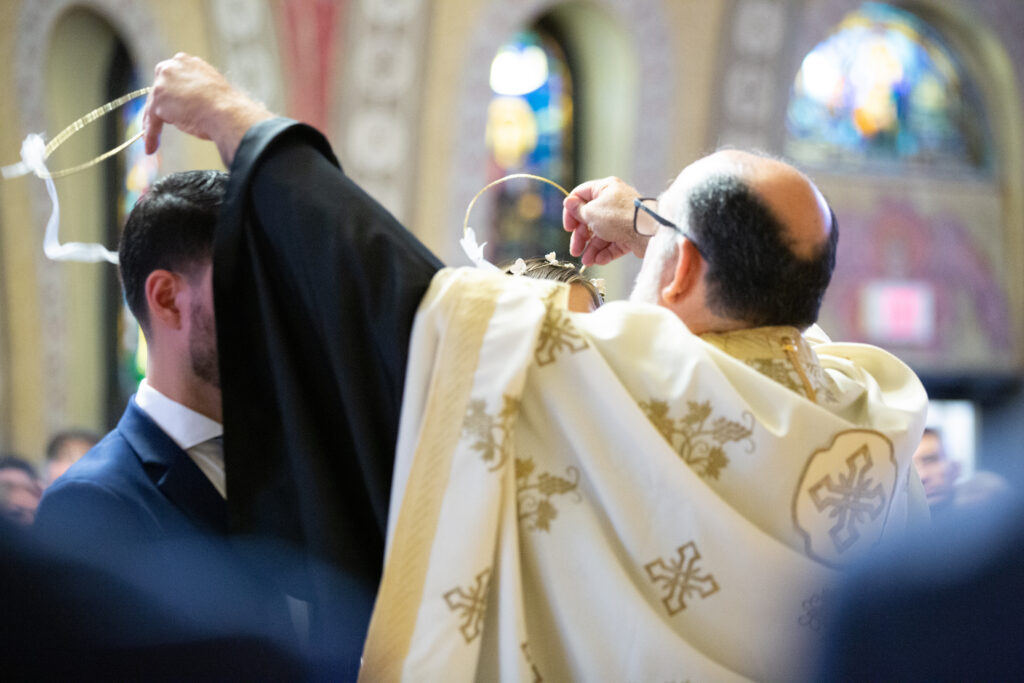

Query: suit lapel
left=119, top=401, right=228, bottom=534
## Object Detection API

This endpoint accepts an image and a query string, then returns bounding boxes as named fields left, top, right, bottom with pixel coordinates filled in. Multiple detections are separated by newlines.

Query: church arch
left=483, top=20, right=578, bottom=263
left=707, top=0, right=1024, bottom=382
left=785, top=1, right=1021, bottom=183
left=784, top=3, right=993, bottom=173
left=784, top=2, right=1023, bottom=379
left=12, top=0, right=170, bottom=437
left=447, top=0, right=674, bottom=299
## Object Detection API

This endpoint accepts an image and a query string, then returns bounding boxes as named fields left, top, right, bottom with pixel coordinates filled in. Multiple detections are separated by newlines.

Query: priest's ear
left=660, top=239, right=703, bottom=305
left=144, top=269, right=187, bottom=332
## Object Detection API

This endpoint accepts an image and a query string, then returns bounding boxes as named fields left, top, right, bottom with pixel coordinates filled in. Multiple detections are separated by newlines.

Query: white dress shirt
left=134, top=379, right=225, bottom=499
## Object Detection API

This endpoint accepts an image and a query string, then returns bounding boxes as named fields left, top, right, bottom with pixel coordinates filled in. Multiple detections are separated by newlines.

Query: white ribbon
left=458, top=226, right=500, bottom=272
left=4, top=133, right=119, bottom=265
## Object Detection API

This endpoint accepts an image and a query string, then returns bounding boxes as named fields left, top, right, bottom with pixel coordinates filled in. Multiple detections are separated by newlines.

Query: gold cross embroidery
left=535, top=291, right=588, bottom=366
left=443, top=568, right=492, bottom=644
left=645, top=541, right=719, bottom=616
left=808, top=445, right=886, bottom=554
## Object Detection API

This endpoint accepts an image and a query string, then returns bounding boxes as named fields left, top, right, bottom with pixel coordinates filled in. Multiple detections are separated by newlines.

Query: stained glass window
left=485, top=28, right=574, bottom=262
left=105, top=43, right=157, bottom=424
left=785, top=2, right=990, bottom=170
left=115, top=89, right=156, bottom=392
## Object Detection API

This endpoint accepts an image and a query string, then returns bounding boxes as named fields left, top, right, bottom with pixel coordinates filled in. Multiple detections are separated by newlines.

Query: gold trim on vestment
left=700, top=326, right=839, bottom=405
left=443, top=568, right=493, bottom=643
left=358, top=271, right=503, bottom=682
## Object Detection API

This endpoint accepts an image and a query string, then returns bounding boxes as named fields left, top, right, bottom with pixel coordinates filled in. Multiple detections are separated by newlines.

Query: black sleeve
left=213, top=118, right=442, bottom=634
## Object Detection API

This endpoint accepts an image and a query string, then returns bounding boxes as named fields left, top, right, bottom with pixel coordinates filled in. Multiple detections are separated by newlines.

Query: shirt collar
left=134, top=379, right=222, bottom=451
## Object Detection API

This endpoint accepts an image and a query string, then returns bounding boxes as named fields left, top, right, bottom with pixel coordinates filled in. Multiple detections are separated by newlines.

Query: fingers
left=142, top=58, right=174, bottom=155
left=562, top=179, right=609, bottom=233
left=583, top=240, right=630, bottom=266
left=145, top=53, right=214, bottom=140
left=142, top=94, right=162, bottom=155
left=564, top=179, right=614, bottom=258
left=580, top=237, right=607, bottom=266
left=563, top=195, right=591, bottom=257
left=565, top=177, right=643, bottom=264
left=601, top=242, right=632, bottom=265
left=562, top=194, right=584, bottom=237
left=142, top=53, right=272, bottom=166
left=143, top=55, right=182, bottom=154
left=582, top=237, right=614, bottom=266
left=562, top=195, right=583, bottom=232
left=564, top=178, right=626, bottom=260
left=567, top=179, right=604, bottom=204
left=569, top=224, right=590, bottom=258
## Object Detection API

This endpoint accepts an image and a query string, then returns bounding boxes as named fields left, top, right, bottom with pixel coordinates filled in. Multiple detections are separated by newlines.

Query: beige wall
left=411, top=0, right=484, bottom=256
left=663, top=1, right=728, bottom=172
left=0, top=1, right=41, bottom=458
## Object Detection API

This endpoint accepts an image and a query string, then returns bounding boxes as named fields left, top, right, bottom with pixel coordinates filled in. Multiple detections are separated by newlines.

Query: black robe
left=214, top=118, right=443, bottom=668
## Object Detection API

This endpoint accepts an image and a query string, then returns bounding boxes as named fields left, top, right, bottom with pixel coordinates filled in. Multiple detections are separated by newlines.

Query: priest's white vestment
left=360, top=268, right=928, bottom=682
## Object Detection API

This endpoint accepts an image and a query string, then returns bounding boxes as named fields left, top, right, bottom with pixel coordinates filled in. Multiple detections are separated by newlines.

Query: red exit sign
left=859, top=280, right=935, bottom=345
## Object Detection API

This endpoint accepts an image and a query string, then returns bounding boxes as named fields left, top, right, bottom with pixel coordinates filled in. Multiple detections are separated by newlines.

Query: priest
left=144, top=53, right=928, bottom=680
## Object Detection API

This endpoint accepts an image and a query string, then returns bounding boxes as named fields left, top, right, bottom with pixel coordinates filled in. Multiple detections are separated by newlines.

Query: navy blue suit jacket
left=3, top=516, right=308, bottom=681
left=36, top=398, right=227, bottom=557
left=34, top=400, right=306, bottom=666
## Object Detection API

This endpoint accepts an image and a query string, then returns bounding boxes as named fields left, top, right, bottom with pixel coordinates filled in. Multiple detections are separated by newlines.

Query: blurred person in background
left=912, top=427, right=960, bottom=519
left=814, top=496, right=1024, bottom=681
left=43, top=428, right=100, bottom=487
left=913, top=427, right=1015, bottom=522
left=0, top=454, right=42, bottom=525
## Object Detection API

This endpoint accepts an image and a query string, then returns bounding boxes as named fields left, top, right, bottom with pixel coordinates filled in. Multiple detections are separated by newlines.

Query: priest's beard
left=630, top=232, right=678, bottom=304
left=189, top=297, right=220, bottom=389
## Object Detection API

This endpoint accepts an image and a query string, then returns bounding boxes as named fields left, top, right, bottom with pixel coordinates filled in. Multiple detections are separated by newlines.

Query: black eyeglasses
left=632, top=197, right=707, bottom=259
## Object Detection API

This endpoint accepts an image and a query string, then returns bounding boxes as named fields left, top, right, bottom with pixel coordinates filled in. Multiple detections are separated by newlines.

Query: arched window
left=785, top=2, right=991, bottom=172
left=104, top=41, right=157, bottom=423
left=42, top=8, right=159, bottom=430
left=484, top=25, right=574, bottom=262
left=786, top=2, right=1021, bottom=395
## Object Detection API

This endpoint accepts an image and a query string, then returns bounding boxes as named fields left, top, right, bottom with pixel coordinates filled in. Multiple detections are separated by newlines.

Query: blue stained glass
left=119, top=94, right=159, bottom=228
left=785, top=2, right=990, bottom=171
left=117, top=79, right=158, bottom=394
left=485, top=29, right=574, bottom=262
